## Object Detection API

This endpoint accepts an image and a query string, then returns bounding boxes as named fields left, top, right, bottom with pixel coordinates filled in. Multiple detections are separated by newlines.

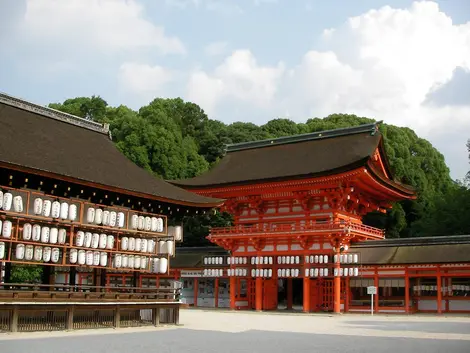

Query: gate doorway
left=277, top=278, right=303, bottom=310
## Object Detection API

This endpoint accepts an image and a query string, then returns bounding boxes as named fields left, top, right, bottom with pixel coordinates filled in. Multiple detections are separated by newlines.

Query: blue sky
left=1, top=0, right=469, bottom=180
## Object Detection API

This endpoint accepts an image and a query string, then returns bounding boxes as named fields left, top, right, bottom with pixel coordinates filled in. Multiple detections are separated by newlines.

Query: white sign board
left=367, top=286, right=377, bottom=295
left=181, top=270, right=203, bottom=278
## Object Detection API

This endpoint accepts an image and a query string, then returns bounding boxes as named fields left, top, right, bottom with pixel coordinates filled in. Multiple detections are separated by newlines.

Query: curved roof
left=170, top=123, right=412, bottom=194
left=0, top=93, right=223, bottom=207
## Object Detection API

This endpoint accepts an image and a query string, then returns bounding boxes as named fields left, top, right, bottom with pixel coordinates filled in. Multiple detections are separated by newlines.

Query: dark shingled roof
left=0, top=93, right=223, bottom=207
left=169, top=123, right=404, bottom=189
left=351, top=235, right=470, bottom=265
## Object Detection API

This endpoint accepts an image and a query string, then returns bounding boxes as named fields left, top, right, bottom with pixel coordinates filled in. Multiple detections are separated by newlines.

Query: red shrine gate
left=171, top=123, right=416, bottom=313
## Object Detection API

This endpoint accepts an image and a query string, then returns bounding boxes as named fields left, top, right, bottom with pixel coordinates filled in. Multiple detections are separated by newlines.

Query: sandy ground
left=1, top=309, right=470, bottom=353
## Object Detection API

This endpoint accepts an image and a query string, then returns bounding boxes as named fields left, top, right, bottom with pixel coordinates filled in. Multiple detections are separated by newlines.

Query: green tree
left=10, top=265, right=43, bottom=283
left=262, top=118, right=308, bottom=137
left=49, top=96, right=108, bottom=122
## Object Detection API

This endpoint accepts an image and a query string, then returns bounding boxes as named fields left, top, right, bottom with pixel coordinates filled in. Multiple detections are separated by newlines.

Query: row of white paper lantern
left=0, top=192, right=24, bottom=213
left=75, top=231, right=114, bottom=250
left=303, top=255, right=328, bottom=264
left=228, top=257, right=248, bottom=265
left=86, top=208, right=125, bottom=228
left=333, top=267, right=359, bottom=277
left=227, top=268, right=248, bottom=277
left=304, top=268, right=330, bottom=277
left=278, top=268, right=301, bottom=278
left=130, top=214, right=164, bottom=233
left=333, top=254, right=359, bottom=264
left=0, top=220, right=13, bottom=238
left=203, top=268, right=225, bottom=277
left=413, top=285, right=470, bottom=292
left=204, top=256, right=225, bottom=265
left=0, top=241, right=4, bottom=259
left=252, top=269, right=274, bottom=278
left=277, top=256, right=301, bottom=265
left=150, top=257, right=169, bottom=274
left=34, top=198, right=78, bottom=220
left=112, top=253, right=152, bottom=270
left=252, top=256, right=274, bottom=265
left=21, top=224, right=68, bottom=244
left=70, top=249, right=108, bottom=267
left=15, top=244, right=61, bottom=263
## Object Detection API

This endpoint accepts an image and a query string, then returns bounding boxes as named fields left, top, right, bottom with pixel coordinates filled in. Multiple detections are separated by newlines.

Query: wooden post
left=303, top=276, right=310, bottom=313
left=214, top=278, right=219, bottom=308
left=174, top=305, right=180, bottom=325
left=333, top=247, right=341, bottom=314
left=152, top=307, right=160, bottom=326
left=255, top=277, right=263, bottom=311
left=66, top=306, right=74, bottom=330
left=11, top=305, right=19, bottom=333
left=114, top=305, right=120, bottom=328
left=229, top=277, right=236, bottom=310
left=374, top=270, right=379, bottom=314
left=194, top=278, right=199, bottom=307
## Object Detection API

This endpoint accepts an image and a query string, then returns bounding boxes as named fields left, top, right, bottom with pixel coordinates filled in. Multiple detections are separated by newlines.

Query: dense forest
left=48, top=95, right=470, bottom=246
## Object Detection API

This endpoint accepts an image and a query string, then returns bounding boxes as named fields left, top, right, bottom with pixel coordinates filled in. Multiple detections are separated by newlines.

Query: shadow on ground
left=1, top=328, right=469, bottom=353
left=343, top=320, right=470, bottom=335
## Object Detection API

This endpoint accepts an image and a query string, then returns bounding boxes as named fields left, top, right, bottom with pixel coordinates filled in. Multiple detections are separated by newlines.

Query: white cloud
left=118, top=63, right=175, bottom=94
left=21, top=0, right=185, bottom=55
left=188, top=1, right=470, bottom=179
left=187, top=50, right=285, bottom=116
left=204, top=41, right=229, bottom=56
left=165, top=0, right=242, bottom=14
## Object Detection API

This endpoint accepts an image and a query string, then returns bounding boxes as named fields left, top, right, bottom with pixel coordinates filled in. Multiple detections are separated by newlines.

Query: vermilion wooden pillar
left=333, top=248, right=341, bottom=314
left=437, top=270, right=442, bottom=314
left=287, top=278, right=293, bottom=310
left=405, top=271, right=410, bottom=314
left=214, top=278, right=219, bottom=308
left=374, top=271, right=379, bottom=314
left=303, top=277, right=310, bottom=313
left=194, top=278, right=199, bottom=307
left=230, top=277, right=236, bottom=310
left=255, top=278, right=263, bottom=311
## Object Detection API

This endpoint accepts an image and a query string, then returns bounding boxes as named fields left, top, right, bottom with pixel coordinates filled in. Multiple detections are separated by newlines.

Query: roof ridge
left=226, top=121, right=382, bottom=153
left=0, top=92, right=110, bottom=137
left=352, top=234, right=470, bottom=247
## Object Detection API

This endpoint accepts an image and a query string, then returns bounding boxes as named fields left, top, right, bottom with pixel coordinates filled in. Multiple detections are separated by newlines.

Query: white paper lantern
left=144, top=217, right=151, bottom=231
left=281, top=269, right=286, bottom=277
left=109, top=211, right=117, bottom=227
left=59, top=202, right=69, bottom=220
left=291, top=256, right=296, bottom=264
left=117, top=212, right=125, bottom=228
left=2, top=220, right=12, bottom=238
left=130, top=214, right=138, bottom=229
left=40, top=226, right=50, bottom=243
left=94, top=208, right=103, bottom=225
left=122, top=255, right=128, bottom=268
left=16, top=244, right=25, bottom=260
left=34, top=198, right=43, bottom=215
left=13, top=196, right=23, bottom=213
left=147, top=239, right=155, bottom=253
left=121, top=237, right=129, bottom=251
left=151, top=217, right=158, bottom=232
left=268, top=269, right=272, bottom=277
left=91, top=233, right=99, bottom=249
left=128, top=255, right=134, bottom=268
left=137, top=216, right=145, bottom=230
left=324, top=255, right=328, bottom=264
left=84, top=232, right=92, bottom=248
left=286, top=256, right=290, bottom=264
left=353, top=254, right=359, bottom=263
left=129, top=237, right=136, bottom=251
left=314, top=255, right=319, bottom=263
left=49, top=227, right=58, bottom=244
left=295, top=256, right=300, bottom=264
left=86, top=207, right=95, bottom=223
left=310, top=268, right=314, bottom=277
left=277, top=256, right=281, bottom=264
left=319, top=268, right=324, bottom=277
left=141, top=256, right=148, bottom=270
left=135, top=238, right=142, bottom=253
left=348, top=267, right=353, bottom=276
left=34, top=246, right=43, bottom=261
left=294, top=269, right=299, bottom=277
left=0, top=242, right=5, bottom=260
left=309, top=255, right=314, bottom=264
left=340, top=254, right=344, bottom=264
left=75, top=231, right=84, bottom=247
left=100, top=210, right=109, bottom=226
left=167, top=241, right=174, bottom=255
left=305, top=256, right=310, bottom=264
left=159, top=257, right=168, bottom=273
left=264, top=269, right=268, bottom=277
left=106, top=235, right=115, bottom=250
left=25, top=245, right=34, bottom=260
left=339, top=268, right=344, bottom=276
left=51, top=201, right=60, bottom=218
left=348, top=254, right=353, bottom=264
left=51, top=248, right=60, bottom=263
left=32, top=224, right=41, bottom=241
left=334, top=268, right=339, bottom=276
left=158, top=240, right=166, bottom=254
left=2, top=192, right=12, bottom=211
left=99, top=233, right=107, bottom=249
left=100, top=252, right=108, bottom=267
left=42, top=200, right=52, bottom=217
left=43, top=247, right=52, bottom=262
left=68, top=204, right=78, bottom=221
left=23, top=223, right=32, bottom=241
left=58, top=229, right=67, bottom=244
left=353, top=268, right=359, bottom=276
left=85, top=250, right=93, bottom=266
left=0, top=191, right=2, bottom=210
left=277, top=268, right=282, bottom=277
left=157, top=218, right=164, bottom=232
left=134, top=255, right=141, bottom=269
left=324, top=268, right=329, bottom=277
left=114, top=254, right=122, bottom=268
left=334, top=255, right=338, bottom=263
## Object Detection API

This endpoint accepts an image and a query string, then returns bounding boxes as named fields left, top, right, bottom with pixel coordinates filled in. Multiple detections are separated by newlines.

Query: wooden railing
left=0, top=284, right=181, bottom=332
left=209, top=221, right=384, bottom=240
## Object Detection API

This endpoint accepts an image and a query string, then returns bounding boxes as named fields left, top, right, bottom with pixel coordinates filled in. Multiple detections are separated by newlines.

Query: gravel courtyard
left=1, top=309, right=470, bottom=353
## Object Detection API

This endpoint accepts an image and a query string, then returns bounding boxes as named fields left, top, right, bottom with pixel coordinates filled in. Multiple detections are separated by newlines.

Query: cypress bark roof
left=170, top=123, right=412, bottom=193
left=0, top=93, right=223, bottom=207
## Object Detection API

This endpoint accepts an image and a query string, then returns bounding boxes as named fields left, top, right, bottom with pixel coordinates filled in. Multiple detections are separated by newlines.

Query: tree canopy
left=48, top=97, right=470, bottom=244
